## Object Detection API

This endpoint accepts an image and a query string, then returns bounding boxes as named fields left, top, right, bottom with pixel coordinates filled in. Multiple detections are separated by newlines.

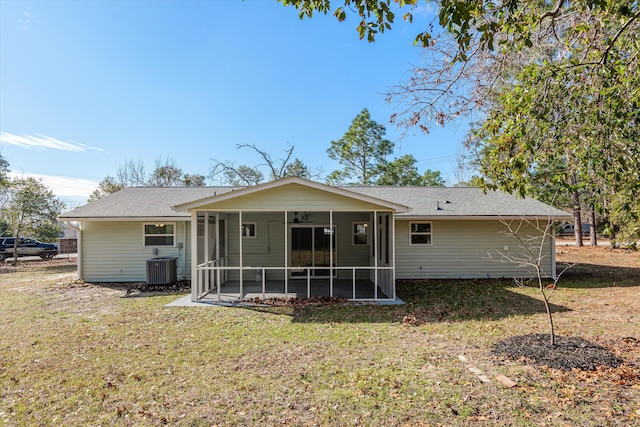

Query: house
left=58, top=223, right=78, bottom=254
left=60, top=177, right=570, bottom=302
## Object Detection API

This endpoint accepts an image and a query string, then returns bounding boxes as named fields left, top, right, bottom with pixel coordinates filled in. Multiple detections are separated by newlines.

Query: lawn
left=1, top=247, right=639, bottom=426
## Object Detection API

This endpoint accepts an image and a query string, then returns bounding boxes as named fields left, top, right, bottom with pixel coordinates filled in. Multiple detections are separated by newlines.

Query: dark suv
left=557, top=224, right=590, bottom=237
left=0, top=237, right=59, bottom=261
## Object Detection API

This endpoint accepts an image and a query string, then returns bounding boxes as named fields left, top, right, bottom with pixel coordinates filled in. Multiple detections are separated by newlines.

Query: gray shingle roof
left=345, top=186, right=569, bottom=218
left=60, top=184, right=569, bottom=220
left=59, top=187, right=237, bottom=219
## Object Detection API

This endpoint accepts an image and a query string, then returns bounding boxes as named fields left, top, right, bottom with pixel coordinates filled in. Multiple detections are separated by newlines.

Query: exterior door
left=290, top=226, right=336, bottom=277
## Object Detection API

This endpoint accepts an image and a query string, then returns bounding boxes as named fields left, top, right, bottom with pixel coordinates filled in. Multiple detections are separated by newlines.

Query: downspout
left=65, top=221, right=82, bottom=280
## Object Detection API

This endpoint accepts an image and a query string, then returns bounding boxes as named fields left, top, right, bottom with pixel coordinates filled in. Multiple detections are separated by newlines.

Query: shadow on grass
left=559, top=262, right=640, bottom=288
left=253, top=279, right=571, bottom=324
left=0, top=262, right=77, bottom=275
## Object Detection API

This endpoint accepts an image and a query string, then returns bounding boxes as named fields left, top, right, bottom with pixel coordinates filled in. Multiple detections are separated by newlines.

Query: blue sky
left=1, top=0, right=470, bottom=207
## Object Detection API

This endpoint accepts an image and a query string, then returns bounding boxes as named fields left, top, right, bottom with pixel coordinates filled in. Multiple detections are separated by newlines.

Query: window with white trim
left=143, top=223, right=175, bottom=246
left=242, top=223, right=257, bottom=238
left=409, top=222, right=432, bottom=245
left=352, top=222, right=369, bottom=245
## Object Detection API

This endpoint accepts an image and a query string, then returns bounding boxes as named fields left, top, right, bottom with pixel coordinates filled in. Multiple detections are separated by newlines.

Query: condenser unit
left=146, top=257, right=177, bottom=285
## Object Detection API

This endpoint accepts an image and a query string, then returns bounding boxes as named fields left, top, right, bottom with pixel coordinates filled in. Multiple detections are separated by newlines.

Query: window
left=242, top=223, right=256, bottom=238
left=409, top=222, right=432, bottom=245
left=352, top=222, right=369, bottom=245
left=143, top=223, right=175, bottom=246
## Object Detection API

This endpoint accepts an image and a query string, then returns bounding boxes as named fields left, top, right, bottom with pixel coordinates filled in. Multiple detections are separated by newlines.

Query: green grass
left=1, top=259, right=638, bottom=426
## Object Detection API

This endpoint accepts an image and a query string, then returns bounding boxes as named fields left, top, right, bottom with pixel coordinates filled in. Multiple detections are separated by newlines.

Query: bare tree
left=116, top=159, right=147, bottom=187
left=490, top=216, right=576, bottom=346
left=210, top=144, right=319, bottom=185
left=240, top=143, right=294, bottom=181
left=89, top=158, right=206, bottom=201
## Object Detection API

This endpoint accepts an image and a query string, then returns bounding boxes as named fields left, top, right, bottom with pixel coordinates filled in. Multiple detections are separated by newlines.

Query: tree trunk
left=542, top=290, right=555, bottom=346
left=572, top=188, right=583, bottom=247
left=11, top=225, right=21, bottom=267
left=589, top=205, right=597, bottom=246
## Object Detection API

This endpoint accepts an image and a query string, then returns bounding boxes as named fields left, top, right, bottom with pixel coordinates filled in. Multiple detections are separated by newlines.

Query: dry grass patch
left=1, top=249, right=639, bottom=426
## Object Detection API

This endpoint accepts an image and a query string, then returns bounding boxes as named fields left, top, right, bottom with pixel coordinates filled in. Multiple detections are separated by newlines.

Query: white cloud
left=8, top=171, right=98, bottom=199
left=0, top=132, right=103, bottom=152
left=20, top=11, right=33, bottom=30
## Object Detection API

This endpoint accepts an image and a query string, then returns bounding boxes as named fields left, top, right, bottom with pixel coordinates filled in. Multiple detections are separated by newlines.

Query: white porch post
left=204, top=212, right=209, bottom=263
left=329, top=210, right=334, bottom=298
left=391, top=212, right=396, bottom=300
left=284, top=210, right=288, bottom=297
left=239, top=210, right=243, bottom=298
left=373, top=210, right=378, bottom=300
left=216, top=213, right=221, bottom=298
left=190, top=210, right=198, bottom=302
left=204, top=212, right=209, bottom=295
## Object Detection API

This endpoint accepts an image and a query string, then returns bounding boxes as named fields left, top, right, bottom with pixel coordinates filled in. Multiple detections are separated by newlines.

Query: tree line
left=91, top=108, right=446, bottom=199
left=0, top=107, right=447, bottom=258
left=281, top=0, right=639, bottom=247
left=0, top=154, right=64, bottom=264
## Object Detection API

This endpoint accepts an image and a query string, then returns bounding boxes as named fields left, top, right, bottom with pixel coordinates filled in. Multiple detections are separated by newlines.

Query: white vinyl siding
left=395, top=219, right=555, bottom=279
left=226, top=213, right=287, bottom=280
left=335, top=214, right=371, bottom=267
left=196, top=183, right=392, bottom=212
left=79, top=217, right=555, bottom=283
left=81, top=221, right=191, bottom=282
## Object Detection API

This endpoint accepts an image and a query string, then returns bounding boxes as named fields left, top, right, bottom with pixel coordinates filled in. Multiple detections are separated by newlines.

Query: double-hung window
left=409, top=222, right=432, bottom=245
left=143, top=223, right=175, bottom=246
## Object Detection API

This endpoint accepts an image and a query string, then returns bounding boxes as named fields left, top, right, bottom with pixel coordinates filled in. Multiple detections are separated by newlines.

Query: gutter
left=395, top=215, right=572, bottom=221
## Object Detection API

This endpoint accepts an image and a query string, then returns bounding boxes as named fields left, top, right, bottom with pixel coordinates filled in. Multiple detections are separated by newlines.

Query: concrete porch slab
left=165, top=294, right=405, bottom=307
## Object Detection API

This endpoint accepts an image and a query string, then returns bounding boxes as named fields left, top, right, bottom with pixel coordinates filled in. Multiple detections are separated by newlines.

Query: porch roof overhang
left=172, top=177, right=411, bottom=213
left=59, top=216, right=189, bottom=222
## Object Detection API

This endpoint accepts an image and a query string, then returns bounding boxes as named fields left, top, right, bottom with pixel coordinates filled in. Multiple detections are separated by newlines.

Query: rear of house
left=60, top=178, right=569, bottom=302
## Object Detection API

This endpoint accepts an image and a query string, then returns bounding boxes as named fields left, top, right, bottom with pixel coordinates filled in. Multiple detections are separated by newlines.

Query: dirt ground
left=556, top=244, right=640, bottom=268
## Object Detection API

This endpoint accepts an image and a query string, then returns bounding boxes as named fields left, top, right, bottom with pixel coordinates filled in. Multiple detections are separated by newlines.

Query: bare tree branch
left=489, top=215, right=577, bottom=346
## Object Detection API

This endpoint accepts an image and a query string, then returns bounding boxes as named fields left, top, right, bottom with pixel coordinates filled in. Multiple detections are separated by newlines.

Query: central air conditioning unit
left=146, top=257, right=178, bottom=285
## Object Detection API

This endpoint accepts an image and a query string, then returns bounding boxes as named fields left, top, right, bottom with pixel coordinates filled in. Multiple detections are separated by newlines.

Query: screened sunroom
left=173, top=178, right=408, bottom=303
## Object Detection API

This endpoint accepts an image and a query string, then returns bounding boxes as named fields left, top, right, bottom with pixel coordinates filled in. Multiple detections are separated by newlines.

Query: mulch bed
left=124, top=280, right=191, bottom=296
left=491, top=334, right=626, bottom=371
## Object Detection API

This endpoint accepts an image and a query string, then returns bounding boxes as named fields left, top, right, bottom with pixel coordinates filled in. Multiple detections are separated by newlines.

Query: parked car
left=557, top=224, right=590, bottom=237
left=0, top=237, right=59, bottom=261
